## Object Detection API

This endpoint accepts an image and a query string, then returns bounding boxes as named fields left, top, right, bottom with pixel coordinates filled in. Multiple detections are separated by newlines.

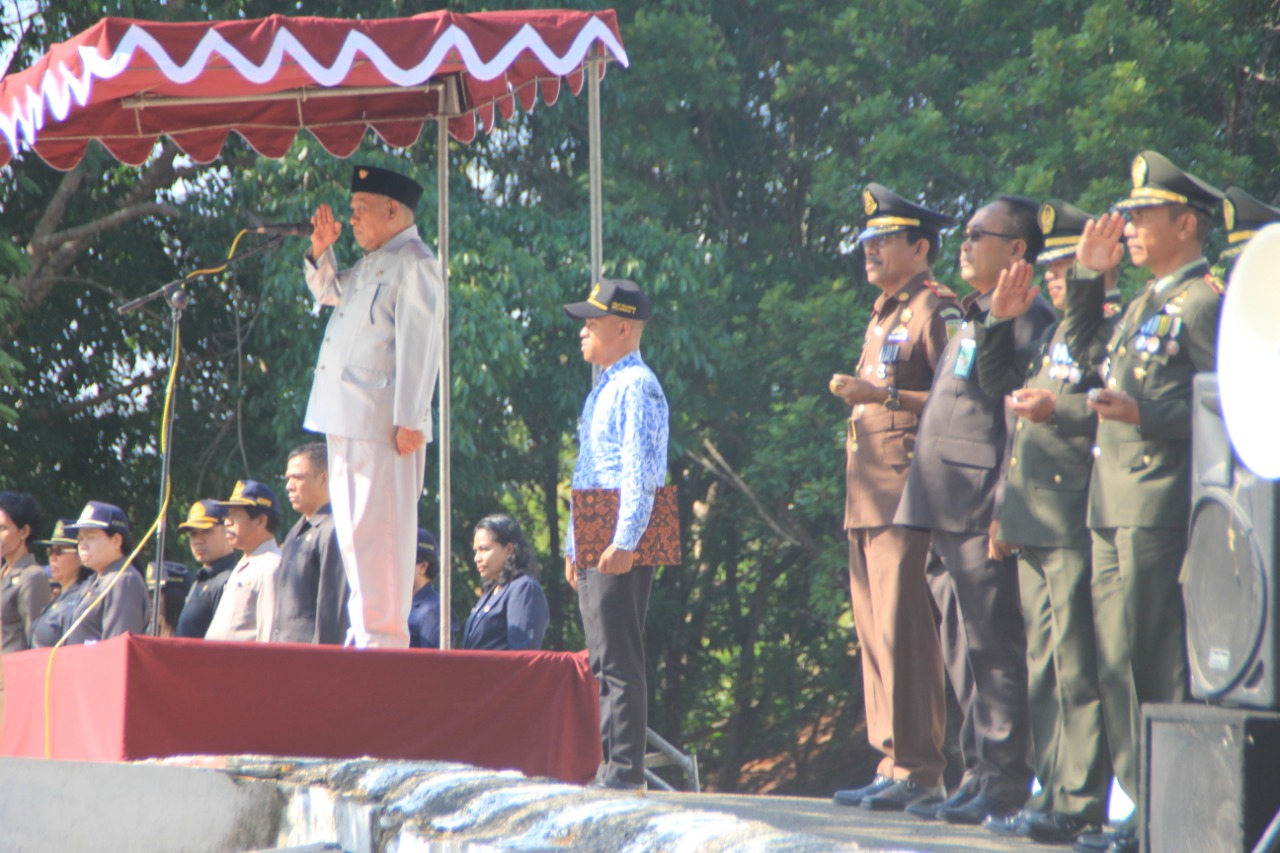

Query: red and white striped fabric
left=0, top=10, right=627, bottom=170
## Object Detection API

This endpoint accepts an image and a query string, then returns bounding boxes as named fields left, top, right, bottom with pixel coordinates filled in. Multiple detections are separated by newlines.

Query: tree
left=1, top=0, right=1276, bottom=796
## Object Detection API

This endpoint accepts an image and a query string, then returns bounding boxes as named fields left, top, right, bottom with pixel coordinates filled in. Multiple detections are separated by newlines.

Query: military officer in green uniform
left=973, top=200, right=1121, bottom=845
left=1217, top=185, right=1280, bottom=270
left=1065, top=151, right=1225, bottom=853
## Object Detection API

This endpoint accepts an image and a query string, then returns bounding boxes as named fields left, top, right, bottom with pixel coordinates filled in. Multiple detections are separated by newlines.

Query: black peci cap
left=351, top=164, right=424, bottom=210
left=856, top=183, right=955, bottom=244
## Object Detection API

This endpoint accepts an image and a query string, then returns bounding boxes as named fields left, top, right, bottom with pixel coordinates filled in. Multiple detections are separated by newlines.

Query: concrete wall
left=0, top=758, right=282, bottom=853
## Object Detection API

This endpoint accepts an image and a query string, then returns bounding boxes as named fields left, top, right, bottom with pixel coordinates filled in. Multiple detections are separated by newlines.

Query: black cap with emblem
left=1036, top=199, right=1097, bottom=264
left=1114, top=150, right=1223, bottom=217
left=1220, top=186, right=1280, bottom=261
left=351, top=164, right=424, bottom=210
left=563, top=278, right=653, bottom=321
left=856, top=183, right=955, bottom=244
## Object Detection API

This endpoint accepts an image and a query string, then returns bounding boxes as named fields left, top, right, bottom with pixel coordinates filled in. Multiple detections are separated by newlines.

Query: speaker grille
left=1185, top=497, right=1268, bottom=696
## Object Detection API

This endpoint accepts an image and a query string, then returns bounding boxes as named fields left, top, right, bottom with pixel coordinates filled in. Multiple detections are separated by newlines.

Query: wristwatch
left=884, top=386, right=902, bottom=411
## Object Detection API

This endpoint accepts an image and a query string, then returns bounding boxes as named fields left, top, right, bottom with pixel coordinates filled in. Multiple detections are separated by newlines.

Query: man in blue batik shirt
left=563, top=278, right=669, bottom=792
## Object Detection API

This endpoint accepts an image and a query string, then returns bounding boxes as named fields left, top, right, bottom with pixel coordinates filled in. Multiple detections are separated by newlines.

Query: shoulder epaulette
left=1203, top=274, right=1225, bottom=295
left=922, top=279, right=958, bottom=300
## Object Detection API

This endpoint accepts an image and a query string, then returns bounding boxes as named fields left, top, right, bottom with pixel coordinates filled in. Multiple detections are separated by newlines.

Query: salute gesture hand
left=990, top=260, right=1039, bottom=320
left=310, top=204, right=343, bottom=260
left=1076, top=213, right=1126, bottom=273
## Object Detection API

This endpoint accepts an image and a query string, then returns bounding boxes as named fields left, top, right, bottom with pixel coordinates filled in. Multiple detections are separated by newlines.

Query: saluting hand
left=1076, top=213, right=1126, bottom=274
left=310, top=203, right=343, bottom=260
left=990, top=260, right=1039, bottom=320
left=1007, top=387, right=1057, bottom=423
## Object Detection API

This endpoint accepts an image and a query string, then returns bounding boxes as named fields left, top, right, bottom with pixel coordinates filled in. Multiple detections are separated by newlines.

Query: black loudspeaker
left=1186, top=373, right=1280, bottom=708
left=1142, top=703, right=1280, bottom=853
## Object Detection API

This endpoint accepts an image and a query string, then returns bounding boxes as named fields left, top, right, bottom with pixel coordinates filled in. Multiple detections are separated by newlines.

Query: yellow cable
left=41, top=231, right=255, bottom=756
left=41, top=311, right=186, bottom=753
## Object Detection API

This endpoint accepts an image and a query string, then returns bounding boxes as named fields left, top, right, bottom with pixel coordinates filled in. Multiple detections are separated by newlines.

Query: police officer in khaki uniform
left=1217, top=185, right=1280, bottom=269
left=895, top=195, right=1055, bottom=825
left=1066, top=151, right=1224, bottom=853
left=830, top=184, right=962, bottom=812
left=973, top=200, right=1121, bottom=845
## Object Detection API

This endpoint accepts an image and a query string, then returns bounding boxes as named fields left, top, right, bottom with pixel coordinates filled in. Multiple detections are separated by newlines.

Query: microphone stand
left=117, top=234, right=289, bottom=636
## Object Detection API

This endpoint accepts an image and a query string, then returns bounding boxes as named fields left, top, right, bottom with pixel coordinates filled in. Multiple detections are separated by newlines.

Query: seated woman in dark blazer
left=461, top=514, right=549, bottom=651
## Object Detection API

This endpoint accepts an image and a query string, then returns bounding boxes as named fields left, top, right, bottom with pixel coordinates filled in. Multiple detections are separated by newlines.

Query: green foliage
left=0, top=0, right=1275, bottom=796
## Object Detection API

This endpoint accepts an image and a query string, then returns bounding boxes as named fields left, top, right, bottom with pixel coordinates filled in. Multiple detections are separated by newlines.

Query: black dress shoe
left=1025, top=811, right=1099, bottom=844
left=906, top=783, right=976, bottom=820
left=1106, top=830, right=1137, bottom=853
left=860, top=779, right=944, bottom=812
left=940, top=792, right=1023, bottom=825
left=832, top=774, right=893, bottom=807
left=1074, top=829, right=1135, bottom=853
left=984, top=808, right=1035, bottom=838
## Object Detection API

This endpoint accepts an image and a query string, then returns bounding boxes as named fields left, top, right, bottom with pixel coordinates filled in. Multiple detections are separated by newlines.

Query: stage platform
left=659, top=791, right=1035, bottom=852
left=0, top=634, right=601, bottom=784
left=0, top=754, right=1045, bottom=852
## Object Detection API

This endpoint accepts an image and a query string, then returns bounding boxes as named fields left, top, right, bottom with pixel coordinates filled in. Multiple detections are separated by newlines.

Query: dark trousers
left=577, top=564, right=656, bottom=786
left=1090, top=526, right=1188, bottom=801
left=926, top=529, right=1033, bottom=801
left=1018, top=546, right=1111, bottom=822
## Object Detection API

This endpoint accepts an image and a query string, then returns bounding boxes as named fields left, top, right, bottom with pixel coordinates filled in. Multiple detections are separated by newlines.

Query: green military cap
left=33, top=518, right=77, bottom=548
left=1219, top=186, right=1280, bottom=262
left=1036, top=199, right=1097, bottom=264
left=1114, top=150, right=1223, bottom=217
left=856, top=183, right=955, bottom=244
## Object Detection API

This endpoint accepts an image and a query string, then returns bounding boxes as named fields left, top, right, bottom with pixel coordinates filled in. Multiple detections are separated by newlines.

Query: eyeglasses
left=861, top=233, right=908, bottom=251
left=962, top=227, right=1020, bottom=243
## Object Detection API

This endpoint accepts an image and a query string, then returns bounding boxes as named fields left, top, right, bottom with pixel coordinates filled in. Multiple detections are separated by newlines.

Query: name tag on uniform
left=953, top=338, right=976, bottom=379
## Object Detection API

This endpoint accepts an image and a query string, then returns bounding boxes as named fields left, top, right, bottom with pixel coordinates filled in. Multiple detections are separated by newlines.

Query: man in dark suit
left=174, top=500, right=238, bottom=639
left=895, top=195, right=1055, bottom=826
left=829, top=184, right=961, bottom=812
left=267, top=441, right=349, bottom=644
left=1067, top=151, right=1224, bottom=853
left=974, top=200, right=1121, bottom=844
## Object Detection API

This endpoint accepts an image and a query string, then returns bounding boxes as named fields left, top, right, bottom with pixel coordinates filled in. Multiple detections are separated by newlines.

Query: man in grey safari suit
left=305, top=164, right=444, bottom=649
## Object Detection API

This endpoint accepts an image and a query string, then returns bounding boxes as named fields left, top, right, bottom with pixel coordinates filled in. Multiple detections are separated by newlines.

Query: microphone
left=250, top=221, right=312, bottom=237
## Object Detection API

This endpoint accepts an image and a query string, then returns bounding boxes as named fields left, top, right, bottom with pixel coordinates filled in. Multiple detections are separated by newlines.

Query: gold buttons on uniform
left=1142, top=455, right=1152, bottom=466
left=1010, top=457, right=1018, bottom=467
left=1053, top=474, right=1063, bottom=484
left=907, top=451, right=914, bottom=460
left=1118, top=346, right=1127, bottom=356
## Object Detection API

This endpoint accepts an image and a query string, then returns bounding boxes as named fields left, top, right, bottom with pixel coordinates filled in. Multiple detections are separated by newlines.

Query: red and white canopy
left=0, top=10, right=627, bottom=170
